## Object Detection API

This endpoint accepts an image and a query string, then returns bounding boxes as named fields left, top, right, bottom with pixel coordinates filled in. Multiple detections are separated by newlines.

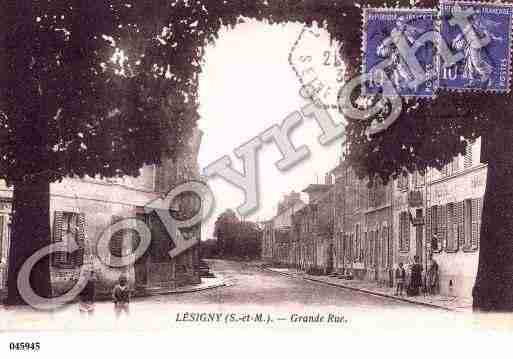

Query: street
left=0, top=260, right=478, bottom=332
left=164, top=260, right=421, bottom=307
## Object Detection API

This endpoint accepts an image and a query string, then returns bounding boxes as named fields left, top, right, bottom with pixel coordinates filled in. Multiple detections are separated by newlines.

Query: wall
left=0, top=127, right=204, bottom=296
left=428, top=163, right=486, bottom=298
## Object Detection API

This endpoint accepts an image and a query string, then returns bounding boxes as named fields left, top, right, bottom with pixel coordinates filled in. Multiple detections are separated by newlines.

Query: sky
left=197, top=19, right=345, bottom=239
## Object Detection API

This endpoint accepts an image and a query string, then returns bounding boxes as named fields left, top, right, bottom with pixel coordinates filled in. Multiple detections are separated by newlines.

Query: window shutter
left=71, top=213, right=86, bottom=267
left=398, top=214, right=403, bottom=251
left=426, top=207, right=431, bottom=250
left=381, top=227, right=387, bottom=268
left=478, top=198, right=483, bottom=247
left=437, top=205, right=443, bottom=250
left=110, top=215, right=124, bottom=259
left=471, top=198, right=482, bottom=248
left=452, top=156, right=460, bottom=172
left=369, top=232, right=373, bottom=267
left=457, top=201, right=465, bottom=247
left=441, top=205, right=447, bottom=250
left=52, top=211, right=65, bottom=267
left=446, top=203, right=459, bottom=252
left=376, top=231, right=381, bottom=267
left=464, top=143, right=473, bottom=168
left=351, top=233, right=355, bottom=263
left=364, top=231, right=368, bottom=267
left=431, top=206, right=439, bottom=251
left=0, top=216, right=4, bottom=261
left=446, top=204, right=453, bottom=251
left=405, top=212, right=410, bottom=251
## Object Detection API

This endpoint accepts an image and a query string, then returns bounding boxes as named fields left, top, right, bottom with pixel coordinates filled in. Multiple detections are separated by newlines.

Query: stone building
left=0, top=128, right=203, bottom=297
left=331, top=162, right=393, bottom=282
left=335, top=139, right=485, bottom=298
left=261, top=192, right=305, bottom=265
left=292, top=182, right=335, bottom=273
left=262, top=137, right=485, bottom=300
left=420, top=139, right=485, bottom=298
left=261, top=220, right=274, bottom=261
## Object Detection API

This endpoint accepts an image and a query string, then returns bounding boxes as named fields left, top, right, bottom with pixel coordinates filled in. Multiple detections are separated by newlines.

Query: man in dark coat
left=409, top=255, right=423, bottom=296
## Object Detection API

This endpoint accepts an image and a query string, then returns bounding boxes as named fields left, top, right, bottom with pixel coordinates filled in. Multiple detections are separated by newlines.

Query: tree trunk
left=5, top=179, right=52, bottom=305
left=2, top=2, right=53, bottom=306
left=473, top=123, right=513, bottom=311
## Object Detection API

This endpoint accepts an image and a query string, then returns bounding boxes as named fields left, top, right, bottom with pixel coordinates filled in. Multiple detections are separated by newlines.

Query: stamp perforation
left=361, top=6, right=438, bottom=98
left=438, top=0, right=513, bottom=93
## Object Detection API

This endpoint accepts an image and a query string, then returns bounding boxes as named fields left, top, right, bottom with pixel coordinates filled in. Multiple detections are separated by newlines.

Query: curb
left=140, top=278, right=227, bottom=297
left=0, top=274, right=227, bottom=307
left=262, top=267, right=455, bottom=312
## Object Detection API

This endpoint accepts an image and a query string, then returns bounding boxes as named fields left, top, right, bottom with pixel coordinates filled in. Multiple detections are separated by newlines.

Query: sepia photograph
left=1, top=1, right=513, bottom=357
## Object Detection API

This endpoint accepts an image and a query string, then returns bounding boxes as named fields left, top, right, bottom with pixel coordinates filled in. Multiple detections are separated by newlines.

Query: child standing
left=112, top=275, right=130, bottom=318
left=395, top=262, right=406, bottom=296
left=79, top=270, right=97, bottom=316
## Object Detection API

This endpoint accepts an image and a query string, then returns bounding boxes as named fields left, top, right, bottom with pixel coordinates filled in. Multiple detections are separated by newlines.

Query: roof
left=302, top=184, right=333, bottom=193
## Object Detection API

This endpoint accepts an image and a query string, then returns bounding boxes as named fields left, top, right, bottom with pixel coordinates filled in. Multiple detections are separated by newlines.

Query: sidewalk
left=0, top=273, right=227, bottom=304
left=134, top=274, right=227, bottom=298
left=264, top=267, right=473, bottom=312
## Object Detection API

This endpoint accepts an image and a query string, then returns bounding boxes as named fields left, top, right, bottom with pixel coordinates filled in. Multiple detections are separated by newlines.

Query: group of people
left=78, top=270, right=131, bottom=318
left=395, top=255, right=439, bottom=297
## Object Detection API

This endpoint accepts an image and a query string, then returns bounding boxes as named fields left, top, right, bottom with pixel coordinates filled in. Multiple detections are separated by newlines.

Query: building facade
left=268, top=139, right=486, bottom=299
left=0, top=128, right=203, bottom=297
left=261, top=192, right=305, bottom=265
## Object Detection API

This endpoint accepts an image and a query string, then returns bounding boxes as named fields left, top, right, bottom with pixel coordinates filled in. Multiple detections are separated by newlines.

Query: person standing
left=427, top=257, right=439, bottom=295
left=79, top=269, right=97, bottom=317
left=112, top=275, right=130, bottom=318
left=409, top=256, right=423, bottom=296
left=395, top=263, right=406, bottom=296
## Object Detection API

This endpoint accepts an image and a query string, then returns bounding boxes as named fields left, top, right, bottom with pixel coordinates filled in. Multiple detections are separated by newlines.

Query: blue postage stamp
left=362, top=8, right=437, bottom=97
left=439, top=1, right=513, bottom=92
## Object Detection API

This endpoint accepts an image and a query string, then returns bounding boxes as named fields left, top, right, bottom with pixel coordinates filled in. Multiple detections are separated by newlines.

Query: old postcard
left=1, top=1, right=513, bottom=358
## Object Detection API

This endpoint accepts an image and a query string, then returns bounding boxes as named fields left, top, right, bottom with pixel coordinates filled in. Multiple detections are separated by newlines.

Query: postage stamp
left=439, top=1, right=513, bottom=92
left=362, top=8, right=437, bottom=97
left=289, top=25, right=345, bottom=108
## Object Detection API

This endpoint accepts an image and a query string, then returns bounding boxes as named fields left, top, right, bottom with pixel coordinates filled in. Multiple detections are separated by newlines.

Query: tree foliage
left=3, top=0, right=511, bottom=309
left=214, top=210, right=261, bottom=259
left=341, top=0, right=505, bottom=183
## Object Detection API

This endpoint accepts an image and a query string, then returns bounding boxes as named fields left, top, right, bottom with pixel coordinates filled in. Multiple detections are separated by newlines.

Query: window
left=360, top=227, right=365, bottom=262
left=412, top=171, right=425, bottom=188
left=369, top=231, right=375, bottom=267
left=464, top=142, right=473, bottom=168
left=452, top=156, right=460, bottom=173
left=464, top=199, right=473, bottom=249
left=438, top=205, right=447, bottom=251
left=399, top=212, right=410, bottom=252
left=350, top=233, right=355, bottom=263
left=355, top=225, right=360, bottom=262
left=429, top=206, right=441, bottom=252
left=0, top=216, right=4, bottom=261
left=446, top=203, right=459, bottom=252
left=52, top=211, right=86, bottom=268
left=398, top=173, right=409, bottom=191
left=0, top=214, right=9, bottom=263
left=457, top=201, right=465, bottom=248
left=110, top=215, right=125, bottom=259
left=376, top=230, right=381, bottom=268
left=362, top=232, right=369, bottom=265
left=471, top=198, right=482, bottom=249
left=381, top=226, right=387, bottom=268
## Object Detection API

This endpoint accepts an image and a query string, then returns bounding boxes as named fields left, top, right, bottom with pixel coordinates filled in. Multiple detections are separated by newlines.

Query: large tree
left=3, top=0, right=508, bottom=311
left=0, top=0, right=204, bottom=305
